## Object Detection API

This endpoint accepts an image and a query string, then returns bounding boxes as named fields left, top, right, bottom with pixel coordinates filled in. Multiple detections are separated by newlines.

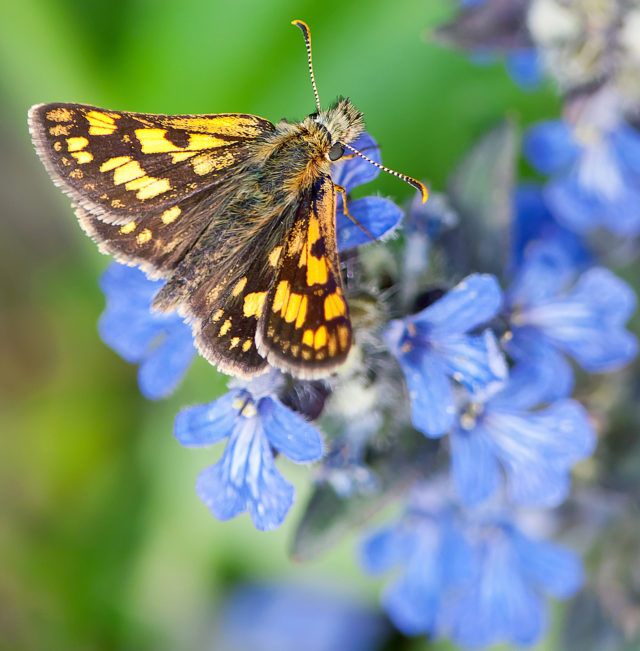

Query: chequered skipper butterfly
left=28, top=20, right=426, bottom=379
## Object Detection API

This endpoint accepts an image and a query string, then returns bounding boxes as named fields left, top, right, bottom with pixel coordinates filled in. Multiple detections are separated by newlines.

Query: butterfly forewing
left=256, top=175, right=352, bottom=378
left=28, top=103, right=274, bottom=225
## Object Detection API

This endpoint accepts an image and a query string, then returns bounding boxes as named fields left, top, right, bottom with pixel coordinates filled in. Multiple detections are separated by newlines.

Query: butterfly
left=28, top=19, right=426, bottom=380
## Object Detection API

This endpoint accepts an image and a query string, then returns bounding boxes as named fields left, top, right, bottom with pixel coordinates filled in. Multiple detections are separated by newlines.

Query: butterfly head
left=313, top=98, right=364, bottom=161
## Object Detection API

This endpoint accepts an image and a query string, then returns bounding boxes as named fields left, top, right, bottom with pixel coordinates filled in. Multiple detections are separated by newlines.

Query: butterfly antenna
left=344, top=143, right=428, bottom=203
left=292, top=20, right=322, bottom=113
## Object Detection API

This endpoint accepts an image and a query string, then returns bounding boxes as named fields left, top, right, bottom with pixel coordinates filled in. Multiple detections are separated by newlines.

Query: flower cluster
left=95, top=16, right=640, bottom=646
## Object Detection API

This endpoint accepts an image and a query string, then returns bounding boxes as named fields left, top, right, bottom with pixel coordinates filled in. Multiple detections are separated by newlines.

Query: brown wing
left=255, top=175, right=352, bottom=378
left=28, top=102, right=274, bottom=225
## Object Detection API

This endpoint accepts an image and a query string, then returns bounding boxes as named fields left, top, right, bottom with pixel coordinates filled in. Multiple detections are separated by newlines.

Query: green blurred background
left=0, top=1, right=560, bottom=649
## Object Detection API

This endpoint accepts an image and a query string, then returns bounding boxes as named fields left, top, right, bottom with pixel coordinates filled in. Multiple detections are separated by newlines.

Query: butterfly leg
left=334, top=184, right=376, bottom=243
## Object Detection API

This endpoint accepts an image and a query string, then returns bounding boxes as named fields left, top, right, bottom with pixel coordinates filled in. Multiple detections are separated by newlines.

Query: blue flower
left=524, top=119, right=640, bottom=235
left=213, top=581, right=389, bottom=651
left=508, top=183, right=590, bottom=276
left=450, top=364, right=596, bottom=506
left=174, top=373, right=323, bottom=531
left=332, top=133, right=404, bottom=251
left=437, top=518, right=584, bottom=649
left=361, top=497, right=584, bottom=649
left=385, top=274, right=507, bottom=437
left=505, top=237, right=638, bottom=375
left=98, top=263, right=195, bottom=399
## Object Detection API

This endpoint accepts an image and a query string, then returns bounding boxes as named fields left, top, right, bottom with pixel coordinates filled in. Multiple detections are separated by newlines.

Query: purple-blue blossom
left=361, top=494, right=584, bottom=649
left=450, top=363, right=596, bottom=506
left=505, top=237, right=638, bottom=376
left=174, top=373, right=323, bottom=531
left=213, top=581, right=389, bottom=651
left=332, top=132, right=404, bottom=250
left=99, top=262, right=195, bottom=399
left=385, top=274, right=507, bottom=437
left=524, top=119, right=640, bottom=236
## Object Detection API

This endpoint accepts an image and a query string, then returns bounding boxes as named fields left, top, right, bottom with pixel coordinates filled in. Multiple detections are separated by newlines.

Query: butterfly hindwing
left=28, top=102, right=274, bottom=225
left=174, top=225, right=292, bottom=378
left=256, top=175, right=352, bottom=378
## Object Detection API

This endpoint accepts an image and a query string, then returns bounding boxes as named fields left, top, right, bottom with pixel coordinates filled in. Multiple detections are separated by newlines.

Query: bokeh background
left=1, top=0, right=562, bottom=649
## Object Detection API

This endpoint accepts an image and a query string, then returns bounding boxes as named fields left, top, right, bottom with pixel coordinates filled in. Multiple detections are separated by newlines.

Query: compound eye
left=328, top=142, right=345, bottom=161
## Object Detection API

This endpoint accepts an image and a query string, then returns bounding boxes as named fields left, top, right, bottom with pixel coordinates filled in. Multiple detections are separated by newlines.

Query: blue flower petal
left=512, top=532, right=584, bottom=599
left=502, top=334, right=575, bottom=405
left=440, top=536, right=547, bottom=648
left=507, top=238, right=577, bottom=308
left=337, top=197, right=403, bottom=251
left=399, top=353, right=455, bottom=438
left=196, top=463, right=246, bottom=521
left=485, top=399, right=595, bottom=506
left=525, top=268, right=638, bottom=372
left=174, top=391, right=240, bottom=447
left=524, top=121, right=580, bottom=175
left=382, top=571, right=436, bottom=636
left=413, top=274, right=503, bottom=335
left=259, top=397, right=323, bottom=463
left=450, top=424, right=501, bottom=505
left=612, top=124, right=640, bottom=175
left=506, top=49, right=544, bottom=90
left=138, top=324, right=195, bottom=399
left=331, top=133, right=381, bottom=193
left=360, top=526, right=413, bottom=576
left=196, top=418, right=294, bottom=531
left=99, top=262, right=163, bottom=306
left=436, top=330, right=507, bottom=398
left=570, top=266, right=637, bottom=325
left=546, top=172, right=640, bottom=236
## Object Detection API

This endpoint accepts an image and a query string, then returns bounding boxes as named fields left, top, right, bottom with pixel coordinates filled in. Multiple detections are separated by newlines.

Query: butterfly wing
left=28, top=103, right=274, bottom=226
left=256, top=175, right=352, bottom=378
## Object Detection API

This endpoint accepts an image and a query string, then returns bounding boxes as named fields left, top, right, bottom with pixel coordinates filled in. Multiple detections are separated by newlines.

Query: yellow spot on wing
left=242, top=339, right=252, bottom=352
left=219, top=319, right=232, bottom=336
left=268, top=246, right=282, bottom=267
left=314, top=325, right=328, bottom=350
left=232, top=277, right=247, bottom=296
left=161, top=115, right=265, bottom=137
left=308, top=216, right=321, bottom=243
left=213, top=309, right=224, bottom=322
left=120, top=221, right=136, bottom=234
left=338, top=325, right=349, bottom=349
left=86, top=110, right=117, bottom=135
left=303, top=329, right=314, bottom=347
left=284, top=292, right=303, bottom=323
left=243, top=292, right=267, bottom=318
left=100, top=156, right=131, bottom=172
left=295, top=295, right=308, bottom=328
left=66, top=137, right=88, bottom=151
left=192, top=150, right=235, bottom=175
left=113, top=160, right=145, bottom=185
left=230, top=337, right=240, bottom=349
left=188, top=133, right=227, bottom=149
left=125, top=176, right=172, bottom=200
left=135, top=128, right=179, bottom=153
left=328, top=333, right=337, bottom=356
left=324, top=292, right=346, bottom=320
left=307, top=255, right=328, bottom=285
left=136, top=228, right=152, bottom=244
left=161, top=206, right=181, bottom=224
left=46, top=108, right=72, bottom=122
left=71, top=151, right=93, bottom=164
left=49, top=125, right=70, bottom=136
left=272, top=281, right=290, bottom=313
